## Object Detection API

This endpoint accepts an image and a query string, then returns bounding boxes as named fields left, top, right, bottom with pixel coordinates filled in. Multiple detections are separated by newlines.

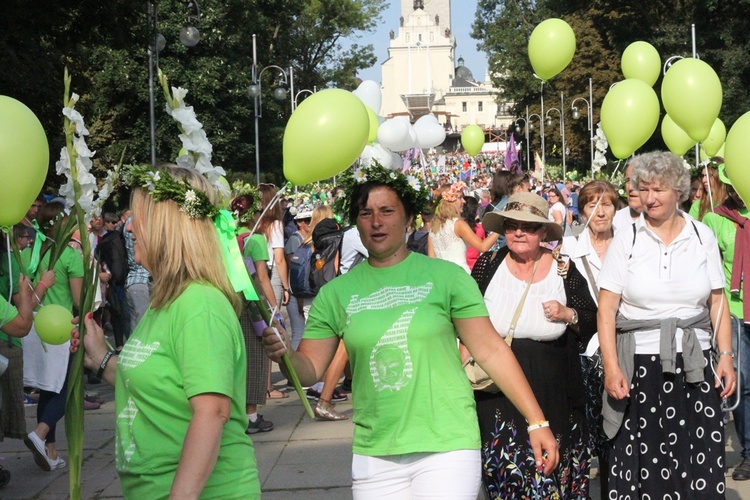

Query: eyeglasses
left=504, top=221, right=543, bottom=233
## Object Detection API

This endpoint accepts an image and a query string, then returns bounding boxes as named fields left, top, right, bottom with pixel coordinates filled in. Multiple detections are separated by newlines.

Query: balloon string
left=610, top=159, right=623, bottom=181
left=704, top=163, right=715, bottom=214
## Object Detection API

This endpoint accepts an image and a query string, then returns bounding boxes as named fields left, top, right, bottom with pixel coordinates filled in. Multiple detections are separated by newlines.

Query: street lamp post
left=514, top=114, right=529, bottom=171
left=147, top=0, right=200, bottom=167
left=545, top=93, right=566, bottom=177
left=571, top=78, right=594, bottom=172
left=292, top=88, right=316, bottom=112
left=248, top=34, right=290, bottom=185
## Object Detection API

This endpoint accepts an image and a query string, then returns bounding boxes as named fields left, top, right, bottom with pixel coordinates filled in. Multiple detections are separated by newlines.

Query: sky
left=354, top=0, right=488, bottom=83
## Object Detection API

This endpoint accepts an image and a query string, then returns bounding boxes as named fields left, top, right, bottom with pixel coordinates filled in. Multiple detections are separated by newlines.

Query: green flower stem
left=62, top=68, right=99, bottom=500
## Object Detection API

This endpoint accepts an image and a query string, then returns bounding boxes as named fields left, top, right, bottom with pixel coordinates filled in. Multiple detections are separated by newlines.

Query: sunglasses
left=503, top=221, right=544, bottom=234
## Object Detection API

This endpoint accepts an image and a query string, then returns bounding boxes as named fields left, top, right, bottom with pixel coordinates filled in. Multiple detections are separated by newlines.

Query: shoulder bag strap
left=580, top=255, right=600, bottom=301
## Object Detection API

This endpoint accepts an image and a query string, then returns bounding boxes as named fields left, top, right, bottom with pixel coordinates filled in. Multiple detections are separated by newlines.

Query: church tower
left=381, top=0, right=456, bottom=120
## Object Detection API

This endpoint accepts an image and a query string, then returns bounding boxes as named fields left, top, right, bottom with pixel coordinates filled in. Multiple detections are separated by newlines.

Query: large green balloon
left=702, top=118, right=726, bottom=157
left=724, top=111, right=750, bottom=204
left=661, top=114, right=695, bottom=156
left=528, top=18, right=576, bottom=81
left=461, top=125, right=485, bottom=156
left=600, top=79, right=660, bottom=159
left=621, top=41, right=661, bottom=87
left=700, top=143, right=725, bottom=162
left=283, top=89, right=369, bottom=185
left=0, top=96, right=49, bottom=227
left=34, top=304, right=74, bottom=345
left=662, top=58, right=722, bottom=143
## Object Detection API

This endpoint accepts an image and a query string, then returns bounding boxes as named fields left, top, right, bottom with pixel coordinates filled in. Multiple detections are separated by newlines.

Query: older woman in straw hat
left=471, top=191, right=597, bottom=498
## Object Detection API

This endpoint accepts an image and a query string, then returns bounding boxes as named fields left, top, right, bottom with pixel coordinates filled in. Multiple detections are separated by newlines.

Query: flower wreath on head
left=121, top=163, right=220, bottom=219
left=440, top=181, right=467, bottom=203
left=333, top=162, right=430, bottom=222
left=229, top=181, right=262, bottom=225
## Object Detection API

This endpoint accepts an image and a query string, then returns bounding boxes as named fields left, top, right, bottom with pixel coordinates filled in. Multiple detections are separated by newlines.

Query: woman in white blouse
left=560, top=179, right=618, bottom=498
left=472, top=192, right=597, bottom=498
left=597, top=151, right=736, bottom=498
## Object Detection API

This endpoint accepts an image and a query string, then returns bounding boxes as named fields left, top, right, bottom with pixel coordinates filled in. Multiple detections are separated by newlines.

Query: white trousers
left=351, top=449, right=481, bottom=499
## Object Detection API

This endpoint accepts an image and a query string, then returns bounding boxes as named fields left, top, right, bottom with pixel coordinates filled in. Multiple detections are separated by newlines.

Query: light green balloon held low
left=662, top=58, right=722, bottom=143
left=661, top=114, right=695, bottom=156
left=601, top=79, right=660, bottom=159
left=461, top=125, right=484, bottom=156
left=621, top=41, right=661, bottom=87
left=0, top=96, right=49, bottom=227
left=724, top=111, right=750, bottom=205
left=34, top=304, right=74, bottom=345
left=528, top=18, right=576, bottom=81
left=283, top=89, right=369, bottom=185
left=367, top=107, right=379, bottom=144
left=702, top=118, right=726, bottom=157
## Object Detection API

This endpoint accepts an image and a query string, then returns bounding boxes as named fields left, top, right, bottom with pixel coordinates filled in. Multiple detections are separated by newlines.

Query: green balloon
left=0, top=96, right=49, bottom=227
left=702, top=118, right=726, bottom=157
left=601, top=79, right=660, bottom=159
left=661, top=114, right=695, bottom=156
left=34, top=304, right=74, bottom=345
left=283, top=89, right=369, bottom=185
left=621, top=41, right=661, bottom=87
left=461, top=125, right=485, bottom=156
left=724, top=111, right=750, bottom=204
left=700, top=143, right=725, bottom=162
left=367, top=107, right=379, bottom=144
left=528, top=18, right=576, bottom=81
left=662, top=58, right=722, bottom=143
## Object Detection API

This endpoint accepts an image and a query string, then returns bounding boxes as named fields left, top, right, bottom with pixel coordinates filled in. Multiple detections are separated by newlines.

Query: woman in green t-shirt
left=73, top=165, right=259, bottom=499
left=263, top=165, right=559, bottom=499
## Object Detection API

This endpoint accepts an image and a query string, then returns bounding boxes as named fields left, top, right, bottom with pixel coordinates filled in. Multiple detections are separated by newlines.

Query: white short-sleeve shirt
left=597, top=212, right=725, bottom=354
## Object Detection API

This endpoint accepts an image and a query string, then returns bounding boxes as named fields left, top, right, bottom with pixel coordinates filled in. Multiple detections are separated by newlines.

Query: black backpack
left=407, top=230, right=429, bottom=255
left=310, top=218, right=343, bottom=290
left=289, top=218, right=343, bottom=298
left=289, top=243, right=315, bottom=298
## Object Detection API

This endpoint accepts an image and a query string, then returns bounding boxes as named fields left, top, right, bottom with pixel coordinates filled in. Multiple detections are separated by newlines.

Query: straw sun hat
left=482, top=192, right=563, bottom=242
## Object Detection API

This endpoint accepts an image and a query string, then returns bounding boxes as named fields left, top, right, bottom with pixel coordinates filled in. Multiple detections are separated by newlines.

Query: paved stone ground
left=1, top=367, right=748, bottom=499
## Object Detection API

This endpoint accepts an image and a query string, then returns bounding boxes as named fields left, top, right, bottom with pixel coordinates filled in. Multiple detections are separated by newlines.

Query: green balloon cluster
left=528, top=19, right=576, bottom=81
left=0, top=96, right=49, bottom=227
left=601, top=79, right=660, bottom=160
left=34, top=304, right=74, bottom=345
left=461, top=125, right=484, bottom=156
left=283, top=89, right=369, bottom=185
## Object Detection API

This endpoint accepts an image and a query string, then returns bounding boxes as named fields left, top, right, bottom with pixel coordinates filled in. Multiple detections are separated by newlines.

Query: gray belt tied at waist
left=602, top=309, right=712, bottom=439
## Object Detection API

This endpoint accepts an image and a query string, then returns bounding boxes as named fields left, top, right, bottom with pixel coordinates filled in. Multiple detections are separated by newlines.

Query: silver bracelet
left=718, top=350, right=735, bottom=359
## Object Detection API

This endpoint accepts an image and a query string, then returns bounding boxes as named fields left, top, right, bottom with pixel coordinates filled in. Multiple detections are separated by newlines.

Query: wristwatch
left=568, top=309, right=579, bottom=326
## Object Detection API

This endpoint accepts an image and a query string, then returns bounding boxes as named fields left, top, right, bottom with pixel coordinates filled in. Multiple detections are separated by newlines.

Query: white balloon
left=360, top=143, right=393, bottom=169
left=377, top=119, right=410, bottom=151
left=413, top=114, right=446, bottom=149
left=391, top=152, right=404, bottom=171
left=352, top=80, right=382, bottom=115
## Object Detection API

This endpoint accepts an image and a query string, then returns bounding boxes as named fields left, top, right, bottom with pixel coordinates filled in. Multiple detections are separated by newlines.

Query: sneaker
left=733, top=457, right=750, bottom=481
left=23, top=394, right=38, bottom=406
left=48, top=455, right=67, bottom=470
left=24, top=432, right=51, bottom=472
left=306, top=388, right=348, bottom=402
left=306, top=388, right=321, bottom=401
left=245, top=415, right=274, bottom=434
left=84, top=393, right=104, bottom=404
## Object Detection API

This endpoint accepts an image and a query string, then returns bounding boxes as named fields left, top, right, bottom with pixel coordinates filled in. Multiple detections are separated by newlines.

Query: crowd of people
left=0, top=149, right=746, bottom=498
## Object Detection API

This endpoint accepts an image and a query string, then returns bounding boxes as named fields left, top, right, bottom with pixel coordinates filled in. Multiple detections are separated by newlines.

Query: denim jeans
left=731, top=318, right=750, bottom=458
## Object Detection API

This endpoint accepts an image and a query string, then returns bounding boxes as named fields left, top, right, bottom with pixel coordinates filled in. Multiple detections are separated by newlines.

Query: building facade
left=380, top=0, right=514, bottom=138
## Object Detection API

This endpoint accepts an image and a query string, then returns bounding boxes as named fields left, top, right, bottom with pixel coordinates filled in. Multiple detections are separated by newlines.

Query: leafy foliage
left=472, top=0, right=750, bottom=172
left=0, top=0, right=385, bottom=188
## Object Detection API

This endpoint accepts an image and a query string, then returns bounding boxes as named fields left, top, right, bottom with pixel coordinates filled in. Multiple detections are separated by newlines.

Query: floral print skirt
left=475, top=337, right=591, bottom=499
